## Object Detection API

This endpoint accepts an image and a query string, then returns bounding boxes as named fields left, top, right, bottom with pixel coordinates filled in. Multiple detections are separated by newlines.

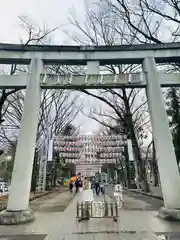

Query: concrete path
left=0, top=190, right=180, bottom=239
left=0, top=190, right=74, bottom=236
left=58, top=191, right=180, bottom=239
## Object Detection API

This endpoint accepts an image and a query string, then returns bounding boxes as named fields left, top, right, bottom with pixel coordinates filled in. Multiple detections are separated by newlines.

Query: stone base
left=158, top=207, right=180, bottom=221
left=0, top=208, right=35, bottom=225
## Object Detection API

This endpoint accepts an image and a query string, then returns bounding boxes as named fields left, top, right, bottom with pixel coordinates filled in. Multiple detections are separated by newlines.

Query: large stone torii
left=0, top=42, right=180, bottom=224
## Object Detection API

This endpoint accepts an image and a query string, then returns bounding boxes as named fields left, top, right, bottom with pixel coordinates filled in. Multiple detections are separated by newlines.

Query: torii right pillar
left=143, top=57, right=180, bottom=220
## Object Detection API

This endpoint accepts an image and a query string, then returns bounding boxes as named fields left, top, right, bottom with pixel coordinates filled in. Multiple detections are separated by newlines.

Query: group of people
left=69, top=176, right=89, bottom=194
left=91, top=178, right=106, bottom=195
left=68, top=175, right=106, bottom=196
left=68, top=175, right=124, bottom=207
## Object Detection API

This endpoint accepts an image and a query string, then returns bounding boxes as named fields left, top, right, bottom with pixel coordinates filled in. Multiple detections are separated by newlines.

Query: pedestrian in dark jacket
left=95, top=180, right=100, bottom=195
left=69, top=180, right=73, bottom=193
left=75, top=178, right=80, bottom=194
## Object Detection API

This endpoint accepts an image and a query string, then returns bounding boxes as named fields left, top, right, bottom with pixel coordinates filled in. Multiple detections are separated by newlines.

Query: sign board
left=47, top=139, right=53, bottom=161
left=127, top=139, right=134, bottom=161
left=40, top=73, right=146, bottom=89
left=92, top=201, right=105, bottom=217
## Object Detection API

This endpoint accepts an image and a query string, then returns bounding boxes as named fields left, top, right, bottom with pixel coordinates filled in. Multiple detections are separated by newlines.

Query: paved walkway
left=0, top=190, right=180, bottom=239
left=123, top=190, right=163, bottom=210
left=0, top=191, right=54, bottom=205
left=127, top=187, right=163, bottom=200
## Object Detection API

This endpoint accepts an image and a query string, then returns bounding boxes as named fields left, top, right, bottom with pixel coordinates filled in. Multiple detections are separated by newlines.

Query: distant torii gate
left=0, top=42, right=180, bottom=224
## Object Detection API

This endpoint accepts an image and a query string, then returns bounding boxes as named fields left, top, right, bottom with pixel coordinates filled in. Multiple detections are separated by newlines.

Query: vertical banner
left=127, top=139, right=134, bottom=161
left=48, top=139, right=53, bottom=162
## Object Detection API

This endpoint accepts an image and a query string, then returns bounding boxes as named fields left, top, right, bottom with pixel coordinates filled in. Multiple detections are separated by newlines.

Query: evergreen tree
left=166, top=87, right=180, bottom=164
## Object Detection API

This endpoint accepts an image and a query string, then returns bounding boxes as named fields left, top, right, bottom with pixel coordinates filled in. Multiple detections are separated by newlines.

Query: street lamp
left=5, top=155, right=12, bottom=161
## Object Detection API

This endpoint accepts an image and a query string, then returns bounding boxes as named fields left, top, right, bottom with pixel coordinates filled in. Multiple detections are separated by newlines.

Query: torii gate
left=0, top=42, right=180, bottom=224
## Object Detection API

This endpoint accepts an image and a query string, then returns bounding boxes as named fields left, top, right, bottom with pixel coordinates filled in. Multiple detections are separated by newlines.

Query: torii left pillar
left=0, top=58, right=43, bottom=225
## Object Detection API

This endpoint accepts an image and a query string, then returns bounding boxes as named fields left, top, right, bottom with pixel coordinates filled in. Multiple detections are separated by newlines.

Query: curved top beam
left=0, top=42, right=180, bottom=52
left=0, top=42, right=180, bottom=65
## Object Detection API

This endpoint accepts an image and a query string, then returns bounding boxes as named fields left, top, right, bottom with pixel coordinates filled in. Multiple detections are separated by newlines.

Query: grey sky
left=0, top=0, right=105, bottom=134
left=0, top=1, right=152, bottom=145
left=0, top=0, right=84, bottom=43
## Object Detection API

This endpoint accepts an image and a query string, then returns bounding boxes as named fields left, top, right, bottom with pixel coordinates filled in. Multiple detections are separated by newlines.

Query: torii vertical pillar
left=0, top=58, right=43, bottom=225
left=143, top=57, right=180, bottom=220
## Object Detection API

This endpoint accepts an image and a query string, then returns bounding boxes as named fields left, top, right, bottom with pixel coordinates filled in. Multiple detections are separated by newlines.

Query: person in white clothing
left=81, top=177, right=94, bottom=202
left=114, top=183, right=123, bottom=208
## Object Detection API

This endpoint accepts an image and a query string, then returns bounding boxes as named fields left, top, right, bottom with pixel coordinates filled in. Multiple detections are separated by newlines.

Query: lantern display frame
left=54, top=134, right=126, bottom=170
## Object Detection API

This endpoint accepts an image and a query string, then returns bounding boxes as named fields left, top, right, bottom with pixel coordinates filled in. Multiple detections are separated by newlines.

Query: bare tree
left=0, top=16, right=84, bottom=189
left=0, top=16, right=59, bottom=128
left=105, top=0, right=180, bottom=185
left=107, top=0, right=180, bottom=44
left=84, top=89, right=149, bottom=144
left=81, top=88, right=150, bottom=188
left=0, top=15, right=59, bottom=147
left=68, top=3, right=150, bottom=190
left=0, top=16, right=83, bottom=149
left=0, top=89, right=82, bottom=148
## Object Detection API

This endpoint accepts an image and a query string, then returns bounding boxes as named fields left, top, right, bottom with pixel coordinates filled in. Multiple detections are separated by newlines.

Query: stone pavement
left=0, top=190, right=74, bottom=236
left=0, top=190, right=180, bottom=239
left=122, top=190, right=163, bottom=210
left=127, top=187, right=163, bottom=200
left=0, top=191, right=55, bottom=211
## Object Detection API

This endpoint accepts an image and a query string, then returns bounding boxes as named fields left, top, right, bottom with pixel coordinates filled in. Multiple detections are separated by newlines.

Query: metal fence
left=104, top=184, right=115, bottom=201
left=76, top=201, right=119, bottom=219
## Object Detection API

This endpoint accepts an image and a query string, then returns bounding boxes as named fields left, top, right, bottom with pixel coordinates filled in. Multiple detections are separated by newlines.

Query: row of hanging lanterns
left=55, top=134, right=126, bottom=141
left=59, top=153, right=81, bottom=158
left=54, top=141, right=124, bottom=148
left=54, top=134, right=127, bottom=166
left=57, top=147, right=124, bottom=153
left=96, top=147, right=124, bottom=152
left=59, top=153, right=122, bottom=158
left=54, top=140, right=124, bottom=146
left=94, top=141, right=124, bottom=146
left=58, top=147, right=82, bottom=152
left=99, top=153, right=122, bottom=158
left=58, top=149, right=123, bottom=155
left=54, top=141, right=84, bottom=147
left=65, top=158, right=117, bottom=164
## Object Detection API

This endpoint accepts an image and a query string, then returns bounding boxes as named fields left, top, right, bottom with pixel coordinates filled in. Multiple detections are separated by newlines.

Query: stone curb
left=124, top=188, right=163, bottom=201
left=0, top=191, right=53, bottom=212
left=158, top=207, right=180, bottom=221
left=104, top=185, right=163, bottom=202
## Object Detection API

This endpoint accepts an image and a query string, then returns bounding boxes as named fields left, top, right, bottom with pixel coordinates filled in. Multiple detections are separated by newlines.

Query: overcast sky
left=0, top=0, right=85, bottom=43
left=0, top=0, right=105, bottom=134
left=0, top=1, right=151, bottom=145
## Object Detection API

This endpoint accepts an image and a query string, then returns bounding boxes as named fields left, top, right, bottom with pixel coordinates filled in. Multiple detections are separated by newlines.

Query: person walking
left=95, top=179, right=100, bottom=196
left=81, top=177, right=94, bottom=202
left=100, top=180, right=105, bottom=195
left=75, top=178, right=80, bottom=194
left=91, top=177, right=96, bottom=194
left=69, top=180, right=74, bottom=193
left=114, top=183, right=123, bottom=208
left=78, top=177, right=83, bottom=193
left=83, top=177, right=89, bottom=190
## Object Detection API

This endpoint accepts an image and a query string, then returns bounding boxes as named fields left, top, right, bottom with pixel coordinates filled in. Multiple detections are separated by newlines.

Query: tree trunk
left=117, top=161, right=126, bottom=186
left=31, top=150, right=38, bottom=193
left=124, top=144, right=131, bottom=188
left=117, top=169, right=121, bottom=184
left=122, top=89, right=149, bottom=192
left=52, top=169, right=57, bottom=187
left=131, top=121, right=149, bottom=191
left=151, top=140, right=159, bottom=187
left=51, top=164, right=56, bottom=188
